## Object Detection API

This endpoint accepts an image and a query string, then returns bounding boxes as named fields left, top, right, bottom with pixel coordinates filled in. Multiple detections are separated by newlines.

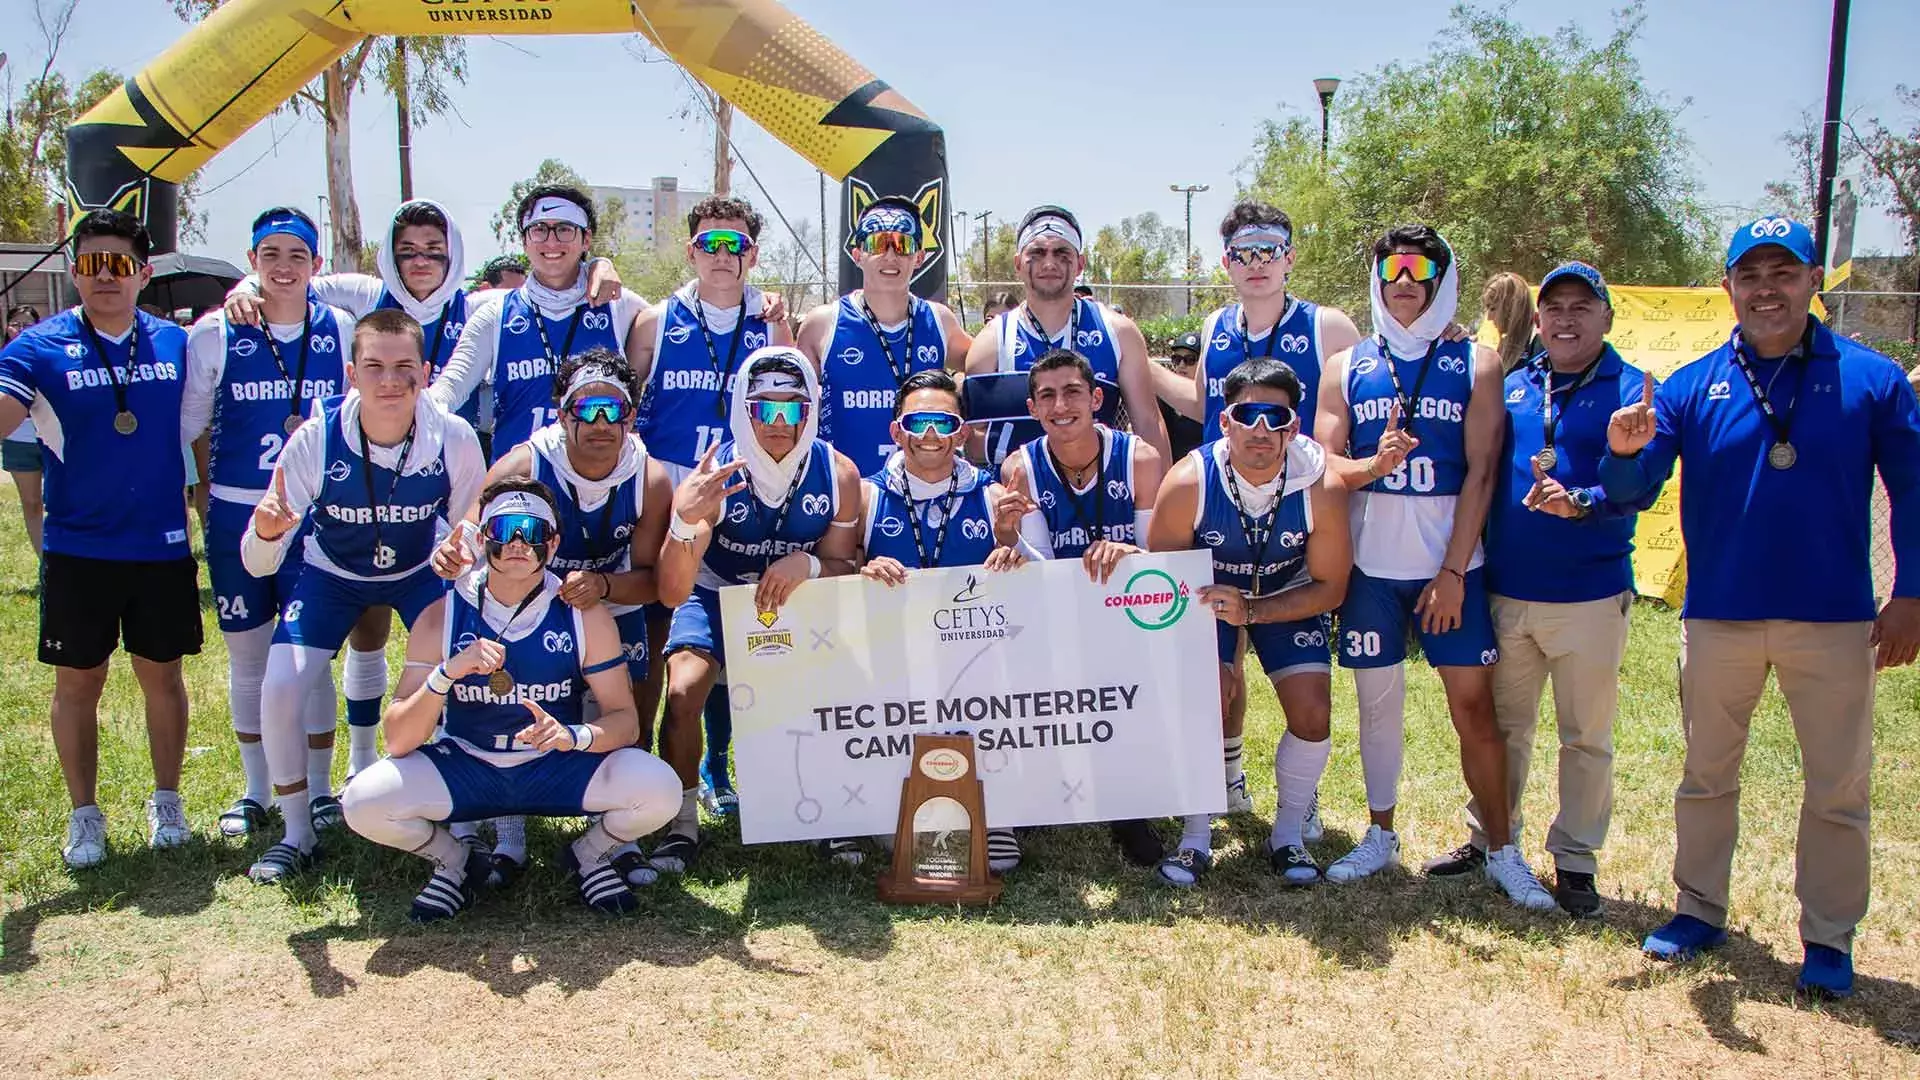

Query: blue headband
left=252, top=213, right=320, bottom=256
left=856, top=204, right=921, bottom=241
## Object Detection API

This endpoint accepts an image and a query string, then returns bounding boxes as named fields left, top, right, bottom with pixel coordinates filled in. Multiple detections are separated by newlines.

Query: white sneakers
left=1485, top=844, right=1557, bottom=912
left=147, top=795, right=190, bottom=849
left=1325, top=824, right=1400, bottom=883
left=1224, top=774, right=1255, bottom=815
left=1301, top=791, right=1324, bottom=844
left=63, top=807, right=108, bottom=869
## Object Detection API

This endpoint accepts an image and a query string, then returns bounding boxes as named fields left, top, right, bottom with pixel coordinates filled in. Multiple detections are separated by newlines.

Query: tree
left=170, top=2, right=469, bottom=271
left=1244, top=3, right=1718, bottom=320
left=491, top=158, right=629, bottom=253
left=751, top=216, right=822, bottom=313
left=1845, top=87, right=1920, bottom=251
left=1762, top=110, right=1827, bottom=222
left=1085, top=212, right=1183, bottom=286
left=961, top=222, right=1018, bottom=286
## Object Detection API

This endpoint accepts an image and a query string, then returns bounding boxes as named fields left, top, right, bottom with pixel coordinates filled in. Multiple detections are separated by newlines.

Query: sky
left=14, top=0, right=1920, bottom=278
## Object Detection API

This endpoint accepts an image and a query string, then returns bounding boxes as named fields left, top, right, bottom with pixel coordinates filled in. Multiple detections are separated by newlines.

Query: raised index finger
left=1385, top=401, right=1402, bottom=431
left=1641, top=368, right=1655, bottom=404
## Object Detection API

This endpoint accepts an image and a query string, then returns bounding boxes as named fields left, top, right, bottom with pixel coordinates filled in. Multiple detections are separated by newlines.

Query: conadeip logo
left=1107, top=569, right=1189, bottom=631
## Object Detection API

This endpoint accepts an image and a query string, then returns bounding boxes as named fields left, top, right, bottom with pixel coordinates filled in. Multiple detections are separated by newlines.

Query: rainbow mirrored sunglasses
left=692, top=228, right=754, bottom=256
left=567, top=394, right=631, bottom=425
left=749, top=398, right=810, bottom=426
left=857, top=231, right=920, bottom=256
left=1225, top=400, right=1297, bottom=431
left=73, top=251, right=142, bottom=279
left=483, top=512, right=553, bottom=547
left=1376, top=252, right=1440, bottom=283
left=897, top=410, right=962, bottom=437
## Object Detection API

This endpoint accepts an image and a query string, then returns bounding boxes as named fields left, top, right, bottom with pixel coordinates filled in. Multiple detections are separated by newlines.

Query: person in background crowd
left=1602, top=216, right=1920, bottom=1000
left=482, top=255, right=529, bottom=292
left=0, top=210, right=201, bottom=869
left=4, top=303, right=47, bottom=554
left=980, top=291, right=1019, bottom=326
left=1481, top=272, right=1539, bottom=375
left=1158, top=330, right=1206, bottom=460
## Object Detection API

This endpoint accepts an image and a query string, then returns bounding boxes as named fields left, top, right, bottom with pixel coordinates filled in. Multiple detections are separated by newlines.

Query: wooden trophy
left=877, top=733, right=1003, bottom=905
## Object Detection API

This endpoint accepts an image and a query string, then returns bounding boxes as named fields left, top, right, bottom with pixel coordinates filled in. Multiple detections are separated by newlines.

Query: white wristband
left=805, top=552, right=822, bottom=579
left=569, top=724, right=595, bottom=752
left=425, top=665, right=454, bottom=695
left=668, top=512, right=700, bottom=543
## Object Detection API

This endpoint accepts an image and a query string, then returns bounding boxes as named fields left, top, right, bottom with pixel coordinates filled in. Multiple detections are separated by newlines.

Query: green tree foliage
left=1085, top=212, right=1184, bottom=286
left=491, top=158, right=591, bottom=248
left=1245, top=3, right=1718, bottom=322
left=1847, top=87, right=1920, bottom=251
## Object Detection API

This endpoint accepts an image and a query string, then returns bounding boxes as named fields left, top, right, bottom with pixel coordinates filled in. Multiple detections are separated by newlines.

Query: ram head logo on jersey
left=613, top=523, right=634, bottom=541
left=801, top=493, right=832, bottom=518
left=664, top=323, right=694, bottom=345
left=310, top=335, right=338, bottom=354
left=875, top=516, right=905, bottom=539
left=1279, top=333, right=1310, bottom=354
left=1105, top=479, right=1128, bottom=501
left=915, top=344, right=942, bottom=367
left=326, top=459, right=353, bottom=483
left=1076, top=329, right=1105, bottom=349
left=504, top=314, right=531, bottom=336
left=581, top=310, right=611, bottom=332
left=542, top=630, right=573, bottom=654
left=960, top=518, right=990, bottom=541
left=837, top=346, right=864, bottom=367
left=416, top=456, right=446, bottom=478
left=63, top=342, right=86, bottom=359
left=231, top=337, right=258, bottom=358
left=744, top=330, right=768, bottom=350
left=846, top=176, right=944, bottom=285
left=1507, top=386, right=1526, bottom=403
left=1037, top=490, right=1056, bottom=509
left=1438, top=354, right=1468, bottom=374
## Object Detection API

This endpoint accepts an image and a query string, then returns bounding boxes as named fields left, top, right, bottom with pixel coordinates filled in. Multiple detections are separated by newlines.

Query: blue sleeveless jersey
left=209, top=304, right=348, bottom=495
left=1201, top=299, right=1321, bottom=441
left=635, top=294, right=773, bottom=468
left=864, top=471, right=996, bottom=570
left=1344, top=337, right=1474, bottom=497
left=701, top=438, right=838, bottom=586
left=1020, top=427, right=1138, bottom=559
left=997, top=299, right=1122, bottom=380
left=818, top=295, right=947, bottom=476
left=1195, top=439, right=1312, bottom=594
left=376, top=287, right=473, bottom=425
left=310, top=397, right=453, bottom=577
left=491, top=289, right=620, bottom=458
left=532, top=445, right=643, bottom=578
left=443, top=584, right=585, bottom=749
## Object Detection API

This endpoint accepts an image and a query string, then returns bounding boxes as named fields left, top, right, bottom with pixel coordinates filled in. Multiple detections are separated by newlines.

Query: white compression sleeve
left=1352, top=664, right=1407, bottom=813
left=341, top=753, right=455, bottom=857
left=223, top=624, right=274, bottom=737
left=1272, top=732, right=1333, bottom=849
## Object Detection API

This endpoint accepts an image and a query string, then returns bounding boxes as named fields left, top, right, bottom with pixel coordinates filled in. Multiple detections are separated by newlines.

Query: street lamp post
left=974, top=210, right=991, bottom=289
left=1314, top=76, right=1341, bottom=162
left=1170, top=183, right=1210, bottom=315
left=950, top=208, right=968, bottom=321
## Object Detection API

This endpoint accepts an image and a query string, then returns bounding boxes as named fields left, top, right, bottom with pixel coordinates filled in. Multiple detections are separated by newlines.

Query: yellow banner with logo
left=1478, top=285, right=1825, bottom=606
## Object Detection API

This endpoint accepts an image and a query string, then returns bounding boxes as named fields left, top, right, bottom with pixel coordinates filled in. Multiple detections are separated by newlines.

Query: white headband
left=481, top=490, right=558, bottom=528
left=1018, top=215, right=1082, bottom=253
left=1229, top=223, right=1292, bottom=249
left=521, top=196, right=590, bottom=233
left=747, top=370, right=806, bottom=398
left=563, top=364, right=630, bottom=405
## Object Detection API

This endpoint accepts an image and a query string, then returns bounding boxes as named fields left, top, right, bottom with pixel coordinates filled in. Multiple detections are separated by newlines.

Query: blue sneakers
left=1642, top=914, right=1728, bottom=961
left=1797, top=944, right=1855, bottom=1000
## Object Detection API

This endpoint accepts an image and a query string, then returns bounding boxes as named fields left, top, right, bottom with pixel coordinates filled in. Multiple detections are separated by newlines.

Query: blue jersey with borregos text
left=1344, top=337, right=1474, bottom=497
left=635, top=294, right=773, bottom=468
left=491, top=289, right=620, bottom=458
left=310, top=396, right=452, bottom=577
left=210, top=304, right=347, bottom=495
left=1195, top=438, right=1312, bottom=595
left=376, top=287, right=472, bottom=425
left=819, top=294, right=947, bottom=476
left=443, top=584, right=585, bottom=750
left=1201, top=299, right=1322, bottom=441
left=699, top=439, right=838, bottom=587
left=1019, top=426, right=1139, bottom=559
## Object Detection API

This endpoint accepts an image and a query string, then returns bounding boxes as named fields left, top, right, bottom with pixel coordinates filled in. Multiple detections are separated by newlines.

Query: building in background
left=590, top=176, right=712, bottom=252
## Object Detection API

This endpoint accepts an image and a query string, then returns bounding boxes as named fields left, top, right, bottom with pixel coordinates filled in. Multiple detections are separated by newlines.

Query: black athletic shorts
left=40, top=551, right=203, bottom=668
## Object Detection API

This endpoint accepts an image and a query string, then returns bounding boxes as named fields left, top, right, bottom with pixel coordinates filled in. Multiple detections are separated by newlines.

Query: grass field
left=1, top=489, right=1918, bottom=1079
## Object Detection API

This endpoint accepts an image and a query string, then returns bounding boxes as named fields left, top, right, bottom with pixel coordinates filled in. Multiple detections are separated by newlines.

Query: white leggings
left=260, top=643, right=342, bottom=788
left=342, top=747, right=682, bottom=855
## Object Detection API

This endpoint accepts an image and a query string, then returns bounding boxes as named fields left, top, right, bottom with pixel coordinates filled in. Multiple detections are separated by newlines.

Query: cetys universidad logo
left=1108, top=569, right=1190, bottom=631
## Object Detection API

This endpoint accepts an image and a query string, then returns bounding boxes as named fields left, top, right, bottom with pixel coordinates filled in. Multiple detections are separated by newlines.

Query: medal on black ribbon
left=284, top=414, right=302, bottom=435
left=113, top=411, right=138, bottom=435
left=1532, top=349, right=1604, bottom=477
left=477, top=570, right=547, bottom=698
left=1729, top=327, right=1811, bottom=473
left=80, top=313, right=139, bottom=437
left=264, top=305, right=313, bottom=441
left=1768, top=442, right=1798, bottom=470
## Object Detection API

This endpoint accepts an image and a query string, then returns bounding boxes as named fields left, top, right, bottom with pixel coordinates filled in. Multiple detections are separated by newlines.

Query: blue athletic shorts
left=418, top=739, right=606, bottom=822
left=1217, top=612, right=1334, bottom=677
left=664, top=586, right=726, bottom=666
left=207, top=499, right=305, bottom=632
left=614, top=607, right=649, bottom=676
left=1335, top=566, right=1497, bottom=669
left=273, top=562, right=446, bottom=652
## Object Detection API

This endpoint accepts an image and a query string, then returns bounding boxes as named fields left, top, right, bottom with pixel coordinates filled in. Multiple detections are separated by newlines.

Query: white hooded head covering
left=1367, top=232, right=1460, bottom=359
left=375, top=199, right=467, bottom=324
left=730, top=345, right=821, bottom=505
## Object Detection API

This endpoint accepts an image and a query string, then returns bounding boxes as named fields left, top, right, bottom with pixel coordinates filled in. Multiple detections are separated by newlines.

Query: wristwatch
left=1568, top=488, right=1595, bottom=518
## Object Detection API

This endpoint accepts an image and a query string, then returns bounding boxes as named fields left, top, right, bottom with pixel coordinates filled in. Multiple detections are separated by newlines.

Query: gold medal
left=113, top=410, right=138, bottom=435
left=487, top=669, right=514, bottom=696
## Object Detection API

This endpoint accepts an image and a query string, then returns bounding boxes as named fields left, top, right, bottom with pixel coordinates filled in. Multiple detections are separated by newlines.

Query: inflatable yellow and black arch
left=63, top=0, right=948, bottom=297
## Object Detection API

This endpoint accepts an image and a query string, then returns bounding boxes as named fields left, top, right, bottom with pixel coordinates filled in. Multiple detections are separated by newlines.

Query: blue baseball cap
left=1726, top=216, right=1815, bottom=270
left=1538, top=261, right=1610, bottom=306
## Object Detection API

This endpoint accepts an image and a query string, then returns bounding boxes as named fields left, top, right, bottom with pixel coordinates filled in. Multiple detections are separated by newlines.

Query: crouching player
left=342, top=481, right=682, bottom=920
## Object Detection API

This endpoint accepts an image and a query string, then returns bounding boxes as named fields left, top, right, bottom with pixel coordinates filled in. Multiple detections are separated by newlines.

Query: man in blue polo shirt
left=1426, top=262, right=1656, bottom=917
left=1602, top=217, right=1920, bottom=998
left=0, top=209, right=203, bottom=869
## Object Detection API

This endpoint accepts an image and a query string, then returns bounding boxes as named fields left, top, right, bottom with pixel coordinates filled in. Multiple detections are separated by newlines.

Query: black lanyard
left=742, top=460, right=809, bottom=571
left=358, top=419, right=418, bottom=563
left=1730, top=325, right=1813, bottom=450
left=898, top=468, right=959, bottom=568
left=1046, top=436, right=1106, bottom=544
left=858, top=294, right=917, bottom=387
left=78, top=312, right=137, bottom=423
left=694, top=294, right=746, bottom=418
left=263, top=304, right=313, bottom=433
left=424, top=299, right=455, bottom=367
left=530, top=296, right=587, bottom=372
left=564, top=477, right=618, bottom=556
left=480, top=572, right=546, bottom=638
left=1238, top=300, right=1288, bottom=360
left=1023, top=298, right=1080, bottom=356
left=1379, top=337, right=1439, bottom=438
left=1223, top=454, right=1289, bottom=597
left=1535, top=349, right=1606, bottom=453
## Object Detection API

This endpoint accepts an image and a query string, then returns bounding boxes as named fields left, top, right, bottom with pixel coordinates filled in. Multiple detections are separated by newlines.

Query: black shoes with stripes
left=561, top=844, right=640, bottom=915
left=408, top=843, right=493, bottom=924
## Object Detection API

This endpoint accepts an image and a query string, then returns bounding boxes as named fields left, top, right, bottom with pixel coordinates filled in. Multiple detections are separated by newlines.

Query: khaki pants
left=1673, top=619, right=1875, bottom=951
left=1468, top=593, right=1628, bottom=874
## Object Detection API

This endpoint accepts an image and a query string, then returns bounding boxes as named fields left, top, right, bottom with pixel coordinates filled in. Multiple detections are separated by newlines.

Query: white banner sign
left=721, top=550, right=1225, bottom=844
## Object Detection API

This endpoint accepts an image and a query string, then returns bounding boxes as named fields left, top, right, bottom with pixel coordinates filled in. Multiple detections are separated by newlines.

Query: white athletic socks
left=413, top=823, right=470, bottom=878
left=238, top=740, right=271, bottom=806
left=571, top=818, right=620, bottom=867
left=348, top=725, right=380, bottom=775
left=671, top=787, right=699, bottom=838
left=1272, top=733, right=1333, bottom=850
left=1177, top=813, right=1211, bottom=855
left=492, top=816, right=527, bottom=864
left=282, top=789, right=316, bottom=853
left=1353, top=665, right=1408, bottom=814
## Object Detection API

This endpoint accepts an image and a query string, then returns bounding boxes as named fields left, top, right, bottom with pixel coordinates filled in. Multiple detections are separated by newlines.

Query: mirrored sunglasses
left=1225, top=400, right=1297, bottom=431
left=1376, top=253, right=1440, bottom=283
left=750, top=399, right=809, bottom=426
left=568, top=395, right=631, bottom=425
left=898, top=410, right=962, bottom=437
left=693, top=229, right=754, bottom=256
